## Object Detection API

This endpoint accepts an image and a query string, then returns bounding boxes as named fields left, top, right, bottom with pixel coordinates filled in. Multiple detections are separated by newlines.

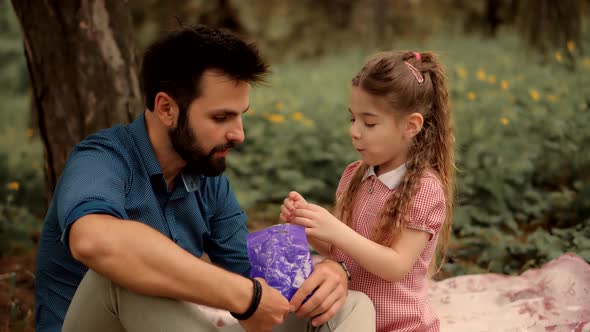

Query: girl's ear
left=153, top=92, right=179, bottom=128
left=404, top=112, right=424, bottom=139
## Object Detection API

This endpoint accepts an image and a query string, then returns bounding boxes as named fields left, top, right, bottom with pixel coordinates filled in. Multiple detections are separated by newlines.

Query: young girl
left=281, top=51, right=454, bottom=332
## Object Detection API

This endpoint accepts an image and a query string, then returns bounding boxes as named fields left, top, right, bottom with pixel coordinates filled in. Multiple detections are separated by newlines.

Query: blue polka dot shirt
left=34, top=113, right=250, bottom=332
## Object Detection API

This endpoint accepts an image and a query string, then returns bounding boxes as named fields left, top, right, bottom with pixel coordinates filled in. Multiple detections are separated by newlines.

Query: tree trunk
left=10, top=0, right=143, bottom=202
left=517, top=0, right=583, bottom=55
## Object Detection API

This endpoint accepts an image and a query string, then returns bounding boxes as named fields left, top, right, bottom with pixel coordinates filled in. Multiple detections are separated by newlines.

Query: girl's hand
left=280, top=191, right=307, bottom=223
left=291, top=202, right=347, bottom=244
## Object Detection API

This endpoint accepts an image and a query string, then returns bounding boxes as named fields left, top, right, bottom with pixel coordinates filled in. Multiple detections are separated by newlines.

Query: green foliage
left=0, top=4, right=44, bottom=255
left=227, top=53, right=363, bottom=207
left=0, top=2, right=588, bottom=275
left=443, top=33, right=590, bottom=274
left=0, top=2, right=28, bottom=94
left=228, top=32, right=590, bottom=275
left=0, top=95, right=45, bottom=256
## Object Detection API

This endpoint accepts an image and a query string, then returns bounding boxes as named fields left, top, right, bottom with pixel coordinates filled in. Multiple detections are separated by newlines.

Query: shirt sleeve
left=55, top=138, right=130, bottom=252
left=336, top=160, right=363, bottom=199
left=204, top=175, right=250, bottom=277
left=406, top=174, right=446, bottom=238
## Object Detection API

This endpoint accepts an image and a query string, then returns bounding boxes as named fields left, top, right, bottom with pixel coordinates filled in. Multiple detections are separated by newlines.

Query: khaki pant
left=63, top=270, right=375, bottom=332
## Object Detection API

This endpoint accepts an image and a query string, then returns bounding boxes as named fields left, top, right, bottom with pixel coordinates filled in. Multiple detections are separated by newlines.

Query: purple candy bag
left=247, top=224, right=313, bottom=300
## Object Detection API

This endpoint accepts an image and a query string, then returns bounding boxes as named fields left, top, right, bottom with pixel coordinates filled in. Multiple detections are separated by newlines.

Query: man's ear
left=404, top=112, right=424, bottom=139
left=153, top=92, right=179, bottom=128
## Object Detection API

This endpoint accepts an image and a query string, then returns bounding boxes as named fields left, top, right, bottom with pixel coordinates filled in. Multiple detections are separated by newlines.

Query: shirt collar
left=128, top=112, right=200, bottom=192
left=362, top=163, right=407, bottom=190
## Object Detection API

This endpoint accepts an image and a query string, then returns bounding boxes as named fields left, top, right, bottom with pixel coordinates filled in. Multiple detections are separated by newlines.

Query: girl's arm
left=333, top=226, right=430, bottom=282
left=307, top=237, right=331, bottom=258
left=291, top=203, right=433, bottom=283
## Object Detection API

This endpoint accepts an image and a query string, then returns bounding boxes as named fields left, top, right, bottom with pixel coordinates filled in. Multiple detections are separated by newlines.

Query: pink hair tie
left=413, top=52, right=421, bottom=61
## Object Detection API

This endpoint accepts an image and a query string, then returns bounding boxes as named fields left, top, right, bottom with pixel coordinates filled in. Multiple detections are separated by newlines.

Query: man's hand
left=280, top=191, right=307, bottom=223
left=239, top=278, right=290, bottom=332
left=289, top=259, right=348, bottom=327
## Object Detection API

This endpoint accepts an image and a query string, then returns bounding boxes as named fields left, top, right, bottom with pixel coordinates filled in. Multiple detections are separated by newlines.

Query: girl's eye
left=349, top=117, right=355, bottom=123
left=213, top=116, right=227, bottom=122
left=365, top=123, right=376, bottom=128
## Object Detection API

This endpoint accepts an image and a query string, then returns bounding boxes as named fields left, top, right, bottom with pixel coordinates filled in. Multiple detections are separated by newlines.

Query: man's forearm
left=70, top=214, right=252, bottom=314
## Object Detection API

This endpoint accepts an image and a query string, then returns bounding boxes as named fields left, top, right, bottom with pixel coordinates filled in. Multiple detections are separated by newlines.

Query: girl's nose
left=349, top=123, right=361, bottom=139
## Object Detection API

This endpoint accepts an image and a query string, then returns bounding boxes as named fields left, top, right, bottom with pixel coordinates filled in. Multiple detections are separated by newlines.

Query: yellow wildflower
left=302, top=119, right=314, bottom=127
left=487, top=75, right=496, bottom=84
left=583, top=57, right=590, bottom=69
left=476, top=69, right=486, bottom=81
left=291, top=112, right=303, bottom=121
left=567, top=41, right=575, bottom=53
left=529, top=89, right=541, bottom=101
left=555, top=51, right=563, bottom=63
left=26, top=128, right=34, bottom=137
left=267, top=114, right=285, bottom=123
left=500, top=117, right=509, bottom=126
left=6, top=181, right=20, bottom=191
left=467, top=92, right=477, bottom=101
left=275, top=102, right=285, bottom=111
left=456, top=67, right=467, bottom=79
left=547, top=94, right=559, bottom=102
left=500, top=80, right=509, bottom=91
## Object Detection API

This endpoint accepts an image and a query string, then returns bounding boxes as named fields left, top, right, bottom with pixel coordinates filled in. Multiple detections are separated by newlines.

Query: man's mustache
left=209, top=141, right=239, bottom=156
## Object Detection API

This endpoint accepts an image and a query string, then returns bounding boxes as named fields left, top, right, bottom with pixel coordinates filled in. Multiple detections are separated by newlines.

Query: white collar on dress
left=362, top=163, right=407, bottom=190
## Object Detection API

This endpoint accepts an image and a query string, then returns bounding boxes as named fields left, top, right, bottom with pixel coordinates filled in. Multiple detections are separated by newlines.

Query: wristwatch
left=337, top=260, right=352, bottom=282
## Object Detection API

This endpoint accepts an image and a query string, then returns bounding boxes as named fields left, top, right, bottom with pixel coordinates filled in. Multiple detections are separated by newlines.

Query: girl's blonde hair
left=333, top=51, right=455, bottom=274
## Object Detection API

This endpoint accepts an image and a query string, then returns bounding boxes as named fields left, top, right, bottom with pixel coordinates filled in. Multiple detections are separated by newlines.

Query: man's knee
left=345, top=291, right=375, bottom=313
left=63, top=270, right=126, bottom=332
left=83, top=269, right=112, bottom=290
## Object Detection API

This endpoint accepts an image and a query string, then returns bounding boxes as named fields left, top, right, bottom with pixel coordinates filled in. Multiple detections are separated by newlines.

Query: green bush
left=227, top=32, right=590, bottom=275
left=1, top=18, right=588, bottom=275
left=0, top=96, right=45, bottom=255
left=227, top=53, right=362, bottom=207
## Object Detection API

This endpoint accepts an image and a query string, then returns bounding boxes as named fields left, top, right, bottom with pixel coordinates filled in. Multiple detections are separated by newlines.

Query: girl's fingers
left=291, top=217, right=313, bottom=228
left=283, top=198, right=295, bottom=211
left=280, top=205, right=291, bottom=216
left=290, top=191, right=306, bottom=203
left=292, top=208, right=315, bottom=219
left=279, top=211, right=291, bottom=223
left=293, top=202, right=322, bottom=213
left=293, top=201, right=308, bottom=210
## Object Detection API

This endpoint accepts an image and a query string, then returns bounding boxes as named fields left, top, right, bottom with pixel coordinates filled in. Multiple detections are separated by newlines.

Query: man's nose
left=227, top=120, right=245, bottom=144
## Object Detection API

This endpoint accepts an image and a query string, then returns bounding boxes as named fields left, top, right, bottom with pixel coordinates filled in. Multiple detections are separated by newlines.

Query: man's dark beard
left=169, top=115, right=237, bottom=177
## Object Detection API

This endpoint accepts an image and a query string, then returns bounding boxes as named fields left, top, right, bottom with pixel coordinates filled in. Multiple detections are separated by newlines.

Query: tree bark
left=517, top=0, right=583, bottom=55
left=10, top=0, right=143, bottom=201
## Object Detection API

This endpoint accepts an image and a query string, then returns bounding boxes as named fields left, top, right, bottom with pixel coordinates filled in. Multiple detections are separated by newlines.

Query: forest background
left=0, top=1, right=589, bottom=331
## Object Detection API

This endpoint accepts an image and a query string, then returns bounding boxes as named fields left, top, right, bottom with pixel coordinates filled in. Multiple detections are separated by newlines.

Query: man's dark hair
left=140, top=24, right=269, bottom=112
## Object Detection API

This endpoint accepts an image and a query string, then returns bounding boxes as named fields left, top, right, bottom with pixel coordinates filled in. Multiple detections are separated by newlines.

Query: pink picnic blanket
left=431, top=253, right=590, bottom=332
left=196, top=253, right=590, bottom=331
